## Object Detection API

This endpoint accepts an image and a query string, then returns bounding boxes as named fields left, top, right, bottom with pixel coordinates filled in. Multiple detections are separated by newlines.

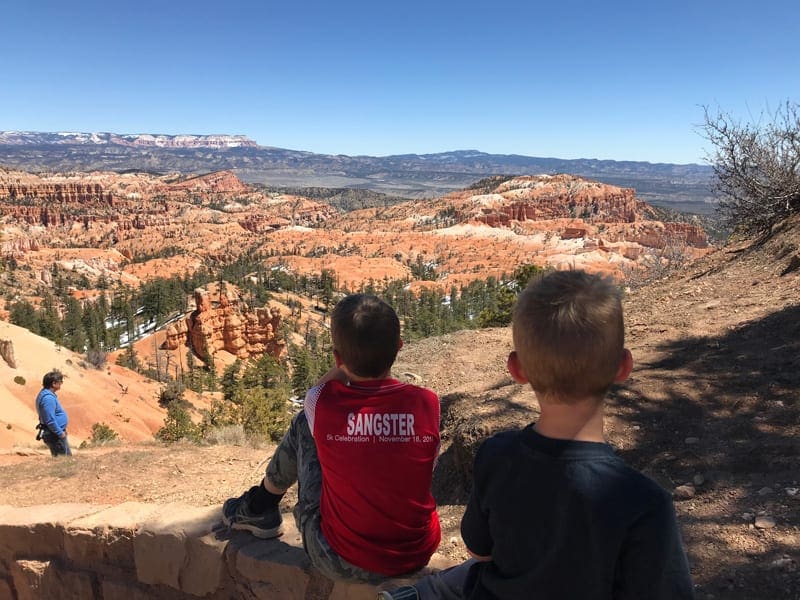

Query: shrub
left=204, top=424, right=248, bottom=446
left=89, top=422, right=119, bottom=445
left=157, top=380, right=187, bottom=408
left=85, top=348, right=108, bottom=369
left=155, top=403, right=199, bottom=443
left=703, top=101, right=800, bottom=236
left=13, top=376, right=25, bottom=386
left=116, top=346, right=140, bottom=371
left=236, top=384, right=291, bottom=442
left=197, top=399, right=239, bottom=440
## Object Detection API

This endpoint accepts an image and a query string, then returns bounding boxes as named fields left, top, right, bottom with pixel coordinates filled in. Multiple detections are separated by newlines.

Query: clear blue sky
left=1, top=0, right=798, bottom=164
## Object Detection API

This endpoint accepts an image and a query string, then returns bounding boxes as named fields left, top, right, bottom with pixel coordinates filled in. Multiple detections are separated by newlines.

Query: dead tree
left=702, top=101, right=800, bottom=236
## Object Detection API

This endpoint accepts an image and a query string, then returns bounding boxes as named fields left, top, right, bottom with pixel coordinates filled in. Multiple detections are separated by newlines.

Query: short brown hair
left=331, top=294, right=401, bottom=378
left=42, top=369, right=64, bottom=389
left=512, top=270, right=624, bottom=402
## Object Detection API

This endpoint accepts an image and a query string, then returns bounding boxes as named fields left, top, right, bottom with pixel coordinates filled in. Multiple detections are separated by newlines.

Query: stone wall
left=0, top=503, right=454, bottom=599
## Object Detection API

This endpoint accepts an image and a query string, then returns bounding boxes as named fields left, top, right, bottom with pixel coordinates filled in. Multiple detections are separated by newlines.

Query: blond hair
left=512, top=270, right=624, bottom=403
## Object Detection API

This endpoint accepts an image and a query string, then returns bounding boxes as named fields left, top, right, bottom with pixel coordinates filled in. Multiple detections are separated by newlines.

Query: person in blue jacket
left=35, top=370, right=71, bottom=456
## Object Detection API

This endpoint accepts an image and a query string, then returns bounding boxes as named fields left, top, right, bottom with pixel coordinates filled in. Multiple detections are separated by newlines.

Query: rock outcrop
left=163, top=288, right=286, bottom=361
left=0, top=339, right=16, bottom=368
left=0, top=236, right=40, bottom=257
left=429, top=174, right=709, bottom=253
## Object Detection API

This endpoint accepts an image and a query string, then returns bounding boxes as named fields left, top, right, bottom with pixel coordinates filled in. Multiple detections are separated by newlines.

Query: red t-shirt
left=305, top=378, right=441, bottom=575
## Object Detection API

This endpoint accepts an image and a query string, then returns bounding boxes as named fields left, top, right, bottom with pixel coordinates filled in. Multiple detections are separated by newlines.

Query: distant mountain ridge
left=0, top=130, right=715, bottom=213
left=0, top=131, right=257, bottom=149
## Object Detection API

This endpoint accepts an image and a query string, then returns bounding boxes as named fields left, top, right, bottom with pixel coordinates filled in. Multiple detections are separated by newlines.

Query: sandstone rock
left=754, top=516, right=777, bottom=529
left=101, top=580, right=155, bottom=600
left=0, top=504, right=109, bottom=563
left=173, top=288, right=287, bottom=363
left=674, top=485, right=696, bottom=499
left=0, top=339, right=16, bottom=368
left=40, top=565, right=95, bottom=599
left=0, top=579, right=12, bottom=600
left=64, top=502, right=162, bottom=572
left=133, top=503, right=220, bottom=590
left=770, top=556, right=796, bottom=571
left=183, top=529, right=229, bottom=597
left=234, top=518, right=310, bottom=599
left=10, top=559, right=48, bottom=600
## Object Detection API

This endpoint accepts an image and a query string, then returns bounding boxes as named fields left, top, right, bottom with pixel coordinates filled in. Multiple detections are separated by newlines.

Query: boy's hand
left=313, top=367, right=349, bottom=387
left=467, top=549, right=492, bottom=562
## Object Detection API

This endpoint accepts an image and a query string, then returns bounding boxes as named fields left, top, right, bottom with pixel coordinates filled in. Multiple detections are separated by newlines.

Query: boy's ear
left=507, top=351, right=528, bottom=384
left=398, top=338, right=404, bottom=351
left=614, top=349, right=633, bottom=383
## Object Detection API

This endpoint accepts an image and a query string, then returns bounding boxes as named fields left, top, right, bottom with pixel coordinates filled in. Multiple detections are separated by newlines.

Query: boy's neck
left=533, top=396, right=606, bottom=443
left=341, top=367, right=393, bottom=384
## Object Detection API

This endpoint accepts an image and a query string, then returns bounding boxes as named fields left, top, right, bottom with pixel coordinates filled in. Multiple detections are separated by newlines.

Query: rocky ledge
left=0, top=503, right=455, bottom=599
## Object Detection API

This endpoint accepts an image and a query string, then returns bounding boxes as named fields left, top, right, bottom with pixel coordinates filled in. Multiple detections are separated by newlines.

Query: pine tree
left=63, top=296, right=86, bottom=352
left=221, top=359, right=242, bottom=402
left=9, top=299, right=38, bottom=332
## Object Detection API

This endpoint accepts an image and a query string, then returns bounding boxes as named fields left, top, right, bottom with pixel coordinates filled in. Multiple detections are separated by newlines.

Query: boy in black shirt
left=379, top=270, right=694, bottom=599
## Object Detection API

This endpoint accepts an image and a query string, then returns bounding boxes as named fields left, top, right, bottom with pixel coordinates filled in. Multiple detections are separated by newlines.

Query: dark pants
left=41, top=431, right=72, bottom=457
left=409, top=560, right=476, bottom=599
left=265, top=411, right=385, bottom=583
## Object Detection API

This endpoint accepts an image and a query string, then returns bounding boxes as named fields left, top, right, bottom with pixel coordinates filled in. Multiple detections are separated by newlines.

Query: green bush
left=13, top=376, right=25, bottom=386
left=89, top=422, right=119, bottom=444
left=157, top=380, right=187, bottom=408
left=155, top=403, right=199, bottom=443
left=236, top=384, right=291, bottom=442
left=197, top=399, right=239, bottom=440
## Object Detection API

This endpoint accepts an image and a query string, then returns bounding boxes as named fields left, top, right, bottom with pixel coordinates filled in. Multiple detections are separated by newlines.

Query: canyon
left=0, top=167, right=708, bottom=299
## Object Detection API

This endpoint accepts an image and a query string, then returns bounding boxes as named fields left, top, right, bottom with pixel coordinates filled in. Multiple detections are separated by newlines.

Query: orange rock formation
left=163, top=288, right=286, bottom=361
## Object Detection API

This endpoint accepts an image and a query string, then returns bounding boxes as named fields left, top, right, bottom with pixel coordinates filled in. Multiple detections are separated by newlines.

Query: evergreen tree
left=116, top=346, right=140, bottom=371
left=221, top=359, right=242, bottom=402
left=9, top=299, right=38, bottom=333
left=290, top=346, right=312, bottom=397
left=37, top=295, right=63, bottom=344
left=62, top=296, right=86, bottom=352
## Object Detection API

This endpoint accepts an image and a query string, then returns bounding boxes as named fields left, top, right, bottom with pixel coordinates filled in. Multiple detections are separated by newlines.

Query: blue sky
left=1, top=0, right=798, bottom=164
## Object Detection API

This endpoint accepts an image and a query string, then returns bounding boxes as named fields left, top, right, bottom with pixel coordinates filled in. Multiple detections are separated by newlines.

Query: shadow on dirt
left=613, top=303, right=800, bottom=599
left=432, top=387, right=534, bottom=505
left=431, top=304, right=799, bottom=598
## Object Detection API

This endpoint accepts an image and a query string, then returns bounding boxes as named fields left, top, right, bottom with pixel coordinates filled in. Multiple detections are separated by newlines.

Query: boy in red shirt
left=223, top=294, right=441, bottom=581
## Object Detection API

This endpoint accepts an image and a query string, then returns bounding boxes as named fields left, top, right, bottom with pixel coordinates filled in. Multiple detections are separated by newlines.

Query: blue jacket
left=35, top=388, right=68, bottom=436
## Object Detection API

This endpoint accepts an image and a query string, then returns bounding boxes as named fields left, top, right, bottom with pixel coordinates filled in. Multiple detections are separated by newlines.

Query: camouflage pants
left=265, top=410, right=387, bottom=583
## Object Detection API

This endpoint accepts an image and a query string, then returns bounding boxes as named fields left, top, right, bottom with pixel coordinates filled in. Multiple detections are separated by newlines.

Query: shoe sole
left=229, top=521, right=284, bottom=539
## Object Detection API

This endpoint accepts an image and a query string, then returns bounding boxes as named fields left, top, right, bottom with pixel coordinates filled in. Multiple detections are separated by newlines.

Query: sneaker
left=376, top=586, right=419, bottom=600
left=222, top=486, right=283, bottom=539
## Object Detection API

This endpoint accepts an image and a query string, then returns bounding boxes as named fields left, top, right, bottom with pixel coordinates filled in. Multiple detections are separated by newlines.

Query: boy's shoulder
left=476, top=428, right=670, bottom=495
left=316, top=378, right=439, bottom=404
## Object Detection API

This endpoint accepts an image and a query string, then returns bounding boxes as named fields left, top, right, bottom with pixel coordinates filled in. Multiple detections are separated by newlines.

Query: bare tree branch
left=703, top=101, right=800, bottom=236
